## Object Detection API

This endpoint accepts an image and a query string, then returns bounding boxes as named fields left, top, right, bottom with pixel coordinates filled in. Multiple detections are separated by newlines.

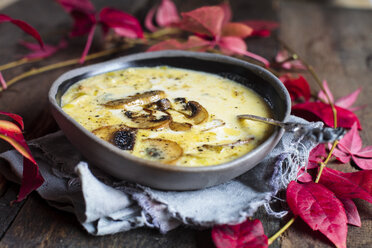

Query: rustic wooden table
left=0, top=0, right=371, bottom=247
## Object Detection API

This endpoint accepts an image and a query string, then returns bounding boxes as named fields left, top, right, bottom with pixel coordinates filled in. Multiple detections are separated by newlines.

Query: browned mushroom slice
left=92, top=124, right=137, bottom=150
left=124, top=111, right=171, bottom=129
left=145, top=98, right=172, bottom=111
left=139, top=138, right=183, bottom=164
left=201, top=137, right=255, bottom=151
left=102, top=90, right=166, bottom=109
left=169, top=121, right=192, bottom=132
left=172, top=98, right=209, bottom=125
left=187, top=101, right=208, bottom=124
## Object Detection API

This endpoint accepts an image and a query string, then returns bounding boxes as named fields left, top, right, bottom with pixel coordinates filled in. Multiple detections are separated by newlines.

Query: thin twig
left=0, top=58, right=41, bottom=71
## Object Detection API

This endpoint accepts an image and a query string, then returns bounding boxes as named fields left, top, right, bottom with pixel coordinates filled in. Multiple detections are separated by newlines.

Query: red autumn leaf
left=286, top=181, right=347, bottom=248
left=147, top=35, right=211, bottom=52
left=274, top=50, right=306, bottom=70
left=218, top=36, right=269, bottom=66
left=318, top=80, right=364, bottom=112
left=308, top=144, right=327, bottom=169
left=20, top=40, right=68, bottom=59
left=318, top=167, right=372, bottom=203
left=292, top=102, right=361, bottom=129
left=0, top=111, right=24, bottom=129
left=242, top=20, right=279, bottom=37
left=17, top=157, right=44, bottom=202
left=0, top=72, right=7, bottom=90
left=212, top=219, right=268, bottom=248
left=0, top=112, right=44, bottom=201
left=221, top=23, right=253, bottom=38
left=339, top=198, right=361, bottom=227
left=179, top=6, right=225, bottom=37
left=0, top=14, right=44, bottom=48
left=279, top=75, right=311, bottom=101
left=56, top=0, right=96, bottom=37
left=331, top=122, right=372, bottom=169
left=56, top=0, right=95, bottom=12
left=99, top=7, right=143, bottom=39
left=78, top=24, right=96, bottom=64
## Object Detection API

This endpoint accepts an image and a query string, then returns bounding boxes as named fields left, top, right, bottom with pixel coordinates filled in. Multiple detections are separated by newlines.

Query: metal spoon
left=237, top=114, right=346, bottom=143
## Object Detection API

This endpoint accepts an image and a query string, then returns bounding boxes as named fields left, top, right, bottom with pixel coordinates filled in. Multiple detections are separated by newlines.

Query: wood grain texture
left=279, top=1, right=372, bottom=247
left=0, top=0, right=280, bottom=247
left=0, top=0, right=370, bottom=247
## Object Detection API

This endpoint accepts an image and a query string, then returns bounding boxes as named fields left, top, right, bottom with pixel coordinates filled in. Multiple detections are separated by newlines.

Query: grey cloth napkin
left=0, top=116, right=321, bottom=235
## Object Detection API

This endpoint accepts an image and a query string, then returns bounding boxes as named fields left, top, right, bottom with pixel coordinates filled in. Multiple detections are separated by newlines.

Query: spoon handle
left=237, top=114, right=346, bottom=143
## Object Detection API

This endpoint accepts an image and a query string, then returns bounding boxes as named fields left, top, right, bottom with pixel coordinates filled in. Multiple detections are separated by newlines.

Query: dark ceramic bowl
left=49, top=51, right=291, bottom=190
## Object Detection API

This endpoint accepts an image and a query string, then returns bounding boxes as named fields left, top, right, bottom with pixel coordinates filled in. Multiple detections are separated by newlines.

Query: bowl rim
left=49, top=50, right=291, bottom=173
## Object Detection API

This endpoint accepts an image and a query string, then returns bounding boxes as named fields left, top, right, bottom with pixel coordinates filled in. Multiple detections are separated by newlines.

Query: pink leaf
left=291, top=102, right=361, bottom=129
left=318, top=80, right=334, bottom=104
left=287, top=181, right=347, bottom=248
left=20, top=40, right=68, bottom=59
left=338, top=122, right=362, bottom=154
left=145, top=6, right=157, bottom=32
left=275, top=50, right=306, bottom=70
left=0, top=111, right=24, bottom=129
left=219, top=2, right=232, bottom=25
left=279, top=75, right=311, bottom=101
left=308, top=144, right=327, bottom=169
left=336, top=88, right=362, bottom=110
left=79, top=24, right=96, bottom=64
left=242, top=20, right=278, bottom=37
left=333, top=122, right=372, bottom=169
left=319, top=81, right=363, bottom=112
left=212, top=219, right=268, bottom=248
left=99, top=7, right=144, bottom=38
left=339, top=198, right=361, bottom=227
left=147, top=36, right=211, bottom=52
left=0, top=14, right=44, bottom=48
left=351, top=156, right=372, bottom=170
left=221, top=23, right=253, bottom=38
left=179, top=6, right=225, bottom=37
left=318, top=167, right=372, bottom=203
left=0, top=71, right=7, bottom=90
left=156, top=0, right=180, bottom=27
left=297, top=167, right=313, bottom=183
left=218, top=36, right=269, bottom=66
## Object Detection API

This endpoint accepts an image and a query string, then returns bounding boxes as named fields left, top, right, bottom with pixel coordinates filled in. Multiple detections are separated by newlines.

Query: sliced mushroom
left=145, top=98, right=172, bottom=111
left=92, top=124, right=137, bottom=150
left=102, top=90, right=166, bottom=109
left=124, top=110, right=171, bottom=129
left=169, top=121, right=192, bottom=132
left=172, top=98, right=209, bottom=125
left=201, top=136, right=255, bottom=151
left=138, top=138, right=183, bottom=164
left=187, top=101, right=209, bottom=124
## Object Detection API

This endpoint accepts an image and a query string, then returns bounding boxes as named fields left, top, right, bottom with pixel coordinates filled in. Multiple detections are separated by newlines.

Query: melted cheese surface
left=61, top=66, right=273, bottom=166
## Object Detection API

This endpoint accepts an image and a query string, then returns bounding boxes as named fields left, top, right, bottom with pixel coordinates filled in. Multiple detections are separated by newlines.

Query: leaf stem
left=0, top=44, right=131, bottom=92
left=268, top=217, right=296, bottom=245
left=0, top=58, right=41, bottom=71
